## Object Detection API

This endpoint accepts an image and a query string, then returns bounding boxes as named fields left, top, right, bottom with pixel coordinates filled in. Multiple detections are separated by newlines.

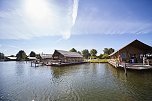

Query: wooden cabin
left=52, top=50, right=83, bottom=63
left=40, top=54, right=53, bottom=64
left=109, top=40, right=152, bottom=70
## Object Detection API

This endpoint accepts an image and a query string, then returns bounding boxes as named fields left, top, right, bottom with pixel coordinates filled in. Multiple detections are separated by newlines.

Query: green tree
left=10, top=55, right=15, bottom=57
left=16, top=50, right=27, bottom=61
left=103, top=48, right=114, bottom=55
left=69, top=48, right=77, bottom=52
left=109, top=48, right=115, bottom=55
left=102, top=54, right=109, bottom=59
left=0, top=52, right=5, bottom=60
left=90, top=49, right=97, bottom=56
left=78, top=51, right=81, bottom=54
left=103, top=48, right=109, bottom=54
left=82, top=49, right=90, bottom=59
left=29, top=51, right=36, bottom=57
left=98, top=54, right=103, bottom=59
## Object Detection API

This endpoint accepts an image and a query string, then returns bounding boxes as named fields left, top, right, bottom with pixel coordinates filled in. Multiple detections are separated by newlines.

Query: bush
left=102, top=54, right=109, bottom=59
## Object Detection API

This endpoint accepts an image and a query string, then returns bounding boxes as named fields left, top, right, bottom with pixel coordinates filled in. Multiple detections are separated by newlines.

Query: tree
left=10, top=55, right=15, bottom=57
left=0, top=52, right=5, bottom=60
left=109, top=48, right=115, bottom=55
left=103, top=48, right=114, bottom=55
left=90, top=49, right=97, bottom=56
left=78, top=51, right=81, bottom=54
left=29, top=51, right=36, bottom=57
left=16, top=50, right=27, bottom=61
left=98, top=54, right=103, bottom=59
left=69, top=48, right=77, bottom=52
left=103, top=48, right=109, bottom=55
left=82, top=49, right=90, bottom=59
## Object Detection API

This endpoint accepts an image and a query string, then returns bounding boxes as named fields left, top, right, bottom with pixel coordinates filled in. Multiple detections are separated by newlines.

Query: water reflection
left=15, top=62, right=26, bottom=76
left=105, top=64, right=127, bottom=81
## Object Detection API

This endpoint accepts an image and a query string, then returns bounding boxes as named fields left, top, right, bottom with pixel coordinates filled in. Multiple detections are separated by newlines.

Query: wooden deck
left=31, top=60, right=87, bottom=67
left=108, top=59, right=152, bottom=70
left=48, top=62, right=87, bottom=67
left=125, top=64, right=152, bottom=70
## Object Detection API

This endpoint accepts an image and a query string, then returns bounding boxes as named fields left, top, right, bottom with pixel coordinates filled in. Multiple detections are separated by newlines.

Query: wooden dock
left=31, top=60, right=44, bottom=67
left=30, top=60, right=87, bottom=67
left=48, top=62, right=87, bottom=67
left=108, top=59, right=152, bottom=70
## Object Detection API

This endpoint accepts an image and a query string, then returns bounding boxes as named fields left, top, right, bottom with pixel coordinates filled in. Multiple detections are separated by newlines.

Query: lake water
left=0, top=61, right=152, bottom=101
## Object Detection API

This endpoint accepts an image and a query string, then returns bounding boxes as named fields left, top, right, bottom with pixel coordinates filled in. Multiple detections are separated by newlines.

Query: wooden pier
left=30, top=59, right=87, bottom=67
left=108, top=59, right=152, bottom=70
left=50, top=62, right=87, bottom=67
left=30, top=60, right=44, bottom=67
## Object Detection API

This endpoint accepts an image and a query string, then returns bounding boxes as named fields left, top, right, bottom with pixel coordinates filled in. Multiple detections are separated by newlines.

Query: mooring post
left=124, top=63, right=127, bottom=76
left=31, top=61, right=32, bottom=67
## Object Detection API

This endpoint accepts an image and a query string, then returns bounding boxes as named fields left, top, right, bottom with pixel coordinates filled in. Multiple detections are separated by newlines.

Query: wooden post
left=31, top=61, right=32, bottom=67
left=147, top=59, right=149, bottom=65
left=124, top=63, right=127, bottom=76
left=116, top=61, right=118, bottom=68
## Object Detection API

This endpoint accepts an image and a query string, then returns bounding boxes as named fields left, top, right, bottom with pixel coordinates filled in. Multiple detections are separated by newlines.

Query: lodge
left=40, top=54, right=52, bottom=62
left=108, top=39, right=152, bottom=70
left=52, top=50, right=83, bottom=63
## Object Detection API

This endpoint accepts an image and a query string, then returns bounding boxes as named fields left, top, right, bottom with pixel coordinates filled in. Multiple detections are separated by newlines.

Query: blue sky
left=0, top=0, right=152, bottom=56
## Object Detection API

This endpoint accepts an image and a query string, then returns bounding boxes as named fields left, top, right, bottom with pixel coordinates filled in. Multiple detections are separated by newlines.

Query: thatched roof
left=54, top=50, right=83, bottom=58
left=109, top=39, right=152, bottom=57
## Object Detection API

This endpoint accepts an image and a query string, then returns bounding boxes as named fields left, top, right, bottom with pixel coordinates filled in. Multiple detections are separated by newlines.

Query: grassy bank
left=89, top=59, right=108, bottom=63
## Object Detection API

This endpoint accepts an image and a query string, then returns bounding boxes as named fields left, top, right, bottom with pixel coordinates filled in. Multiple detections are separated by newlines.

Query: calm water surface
left=0, top=61, right=152, bottom=101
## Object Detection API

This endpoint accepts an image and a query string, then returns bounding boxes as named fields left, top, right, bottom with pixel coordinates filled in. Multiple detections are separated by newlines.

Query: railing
left=108, top=59, right=119, bottom=67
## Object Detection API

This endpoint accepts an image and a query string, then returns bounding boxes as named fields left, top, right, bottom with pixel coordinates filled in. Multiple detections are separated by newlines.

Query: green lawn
left=89, top=59, right=108, bottom=63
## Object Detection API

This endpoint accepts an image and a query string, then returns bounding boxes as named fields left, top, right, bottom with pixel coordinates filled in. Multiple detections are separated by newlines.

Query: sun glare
left=24, top=0, right=52, bottom=24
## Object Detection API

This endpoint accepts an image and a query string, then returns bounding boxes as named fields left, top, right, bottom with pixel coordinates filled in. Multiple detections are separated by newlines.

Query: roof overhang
left=109, top=39, right=152, bottom=57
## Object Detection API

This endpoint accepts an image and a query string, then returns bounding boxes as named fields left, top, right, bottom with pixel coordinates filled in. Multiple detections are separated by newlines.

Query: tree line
left=15, top=50, right=41, bottom=61
left=70, top=48, right=114, bottom=59
left=0, top=51, right=39, bottom=61
left=0, top=52, right=5, bottom=60
left=0, top=48, right=114, bottom=61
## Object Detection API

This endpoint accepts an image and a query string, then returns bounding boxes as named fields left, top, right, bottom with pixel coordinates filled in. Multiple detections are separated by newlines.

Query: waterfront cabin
left=52, top=50, right=83, bottom=63
left=40, top=54, right=52, bottom=60
left=40, top=54, right=53, bottom=64
left=109, top=39, right=152, bottom=70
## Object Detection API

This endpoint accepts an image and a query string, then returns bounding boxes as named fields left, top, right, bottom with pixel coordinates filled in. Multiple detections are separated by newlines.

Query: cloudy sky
left=0, top=0, right=152, bottom=55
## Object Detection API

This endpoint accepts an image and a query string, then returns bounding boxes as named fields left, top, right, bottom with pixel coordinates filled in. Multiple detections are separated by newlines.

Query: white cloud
left=0, top=0, right=151, bottom=40
left=62, top=0, right=79, bottom=40
left=71, top=1, right=152, bottom=36
left=72, top=19, right=152, bottom=35
left=0, top=0, right=80, bottom=40
left=72, top=0, right=79, bottom=26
